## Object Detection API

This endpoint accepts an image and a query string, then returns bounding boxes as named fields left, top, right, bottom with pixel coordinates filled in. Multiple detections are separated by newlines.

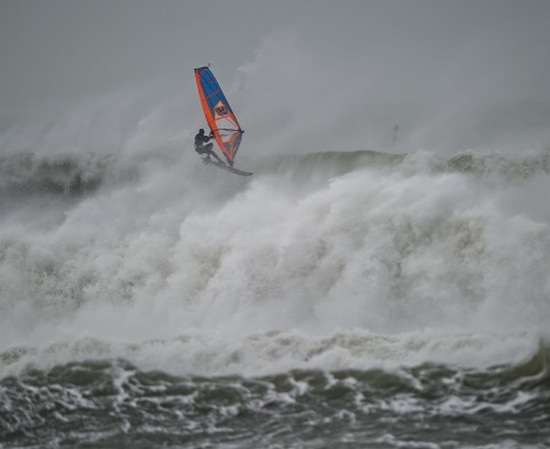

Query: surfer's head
left=199, top=128, right=205, bottom=135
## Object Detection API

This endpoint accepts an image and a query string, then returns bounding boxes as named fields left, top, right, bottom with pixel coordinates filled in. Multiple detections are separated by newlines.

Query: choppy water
left=2, top=339, right=550, bottom=448
left=1, top=142, right=550, bottom=448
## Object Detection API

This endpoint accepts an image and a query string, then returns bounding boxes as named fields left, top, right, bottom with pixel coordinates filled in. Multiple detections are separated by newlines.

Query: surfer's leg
left=201, top=143, right=222, bottom=164
left=196, top=146, right=211, bottom=164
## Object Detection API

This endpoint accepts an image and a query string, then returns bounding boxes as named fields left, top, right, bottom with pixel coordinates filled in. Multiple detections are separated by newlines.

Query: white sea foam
left=1, top=68, right=550, bottom=379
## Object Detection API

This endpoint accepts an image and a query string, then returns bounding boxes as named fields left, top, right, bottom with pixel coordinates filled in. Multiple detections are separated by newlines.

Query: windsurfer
left=194, top=129, right=224, bottom=164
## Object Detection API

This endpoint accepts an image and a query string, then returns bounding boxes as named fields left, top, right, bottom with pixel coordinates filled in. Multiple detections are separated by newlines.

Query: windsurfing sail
left=194, top=66, right=244, bottom=166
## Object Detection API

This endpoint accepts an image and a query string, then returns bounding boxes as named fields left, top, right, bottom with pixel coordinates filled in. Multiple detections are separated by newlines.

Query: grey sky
left=2, top=0, right=550, bottom=152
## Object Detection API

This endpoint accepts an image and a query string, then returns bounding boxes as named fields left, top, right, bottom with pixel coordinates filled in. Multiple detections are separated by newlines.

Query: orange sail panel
left=194, top=67, right=244, bottom=165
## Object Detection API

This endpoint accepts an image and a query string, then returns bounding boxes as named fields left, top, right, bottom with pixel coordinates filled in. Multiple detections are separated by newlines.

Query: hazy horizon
left=2, top=0, right=550, bottom=154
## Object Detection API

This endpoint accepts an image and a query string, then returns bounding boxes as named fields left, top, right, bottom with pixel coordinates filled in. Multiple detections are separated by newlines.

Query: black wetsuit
left=194, top=132, right=223, bottom=164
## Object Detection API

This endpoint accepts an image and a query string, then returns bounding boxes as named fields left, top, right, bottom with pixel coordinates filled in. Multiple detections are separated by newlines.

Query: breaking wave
left=2, top=148, right=550, bottom=197
left=1, top=141, right=550, bottom=448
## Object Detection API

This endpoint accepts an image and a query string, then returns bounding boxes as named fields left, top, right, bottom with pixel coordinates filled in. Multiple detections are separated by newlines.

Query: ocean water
left=1, top=139, right=550, bottom=448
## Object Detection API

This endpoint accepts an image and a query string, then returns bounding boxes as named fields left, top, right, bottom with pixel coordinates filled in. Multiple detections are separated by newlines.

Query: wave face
left=1, top=145, right=550, bottom=448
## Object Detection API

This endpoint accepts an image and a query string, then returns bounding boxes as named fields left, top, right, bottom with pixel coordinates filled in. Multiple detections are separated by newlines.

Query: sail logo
left=213, top=100, right=229, bottom=118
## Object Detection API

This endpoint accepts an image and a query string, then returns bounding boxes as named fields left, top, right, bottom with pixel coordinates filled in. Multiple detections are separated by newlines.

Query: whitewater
left=1, top=100, right=550, bottom=447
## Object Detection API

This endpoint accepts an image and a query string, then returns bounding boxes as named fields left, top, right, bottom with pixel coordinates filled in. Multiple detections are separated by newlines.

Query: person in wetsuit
left=194, top=128, right=224, bottom=164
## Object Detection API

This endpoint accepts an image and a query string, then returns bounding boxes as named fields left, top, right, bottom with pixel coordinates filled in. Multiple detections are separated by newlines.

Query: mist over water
left=1, top=33, right=550, bottom=376
left=1, top=108, right=550, bottom=378
left=2, top=19, right=550, bottom=447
